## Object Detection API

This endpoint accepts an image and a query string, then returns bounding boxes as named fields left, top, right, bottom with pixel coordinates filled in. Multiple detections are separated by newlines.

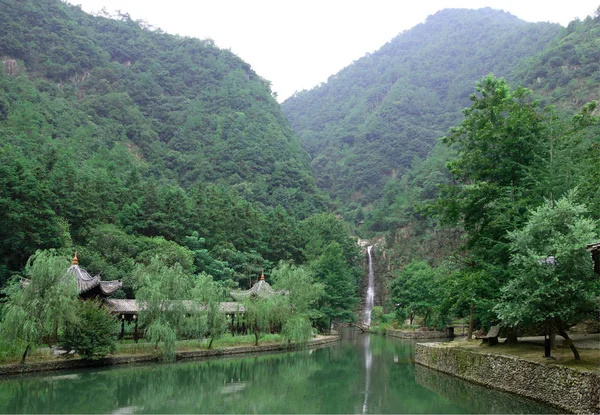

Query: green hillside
left=281, top=8, right=561, bottom=209
left=0, top=0, right=358, bottom=293
left=517, top=9, right=600, bottom=110
left=0, top=0, right=323, bottom=213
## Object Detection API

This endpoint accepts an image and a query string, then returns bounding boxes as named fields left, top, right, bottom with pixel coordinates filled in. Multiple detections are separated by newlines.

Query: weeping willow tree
left=135, top=256, right=197, bottom=361
left=0, top=250, right=78, bottom=363
left=134, top=256, right=225, bottom=360
left=272, top=262, right=324, bottom=346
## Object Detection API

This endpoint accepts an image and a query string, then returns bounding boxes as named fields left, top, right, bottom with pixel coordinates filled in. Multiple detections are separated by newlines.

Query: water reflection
left=414, top=365, right=562, bottom=414
left=0, top=331, right=558, bottom=414
left=361, top=334, right=372, bottom=414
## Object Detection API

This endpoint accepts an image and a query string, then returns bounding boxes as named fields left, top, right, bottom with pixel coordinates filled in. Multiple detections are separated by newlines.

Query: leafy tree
left=61, top=300, right=119, bottom=359
left=436, top=75, right=546, bottom=265
left=190, top=273, right=227, bottom=349
left=311, top=242, right=359, bottom=330
left=133, top=256, right=202, bottom=361
left=242, top=296, right=278, bottom=346
left=0, top=250, right=78, bottom=363
left=272, top=262, right=324, bottom=345
left=494, top=193, right=599, bottom=359
left=391, top=260, right=438, bottom=326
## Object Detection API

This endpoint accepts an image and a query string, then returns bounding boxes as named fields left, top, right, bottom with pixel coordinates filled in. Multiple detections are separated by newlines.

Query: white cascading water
left=363, top=245, right=375, bottom=326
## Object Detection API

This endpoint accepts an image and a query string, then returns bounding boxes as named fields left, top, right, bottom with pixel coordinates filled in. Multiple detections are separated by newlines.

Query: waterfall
left=363, top=246, right=375, bottom=326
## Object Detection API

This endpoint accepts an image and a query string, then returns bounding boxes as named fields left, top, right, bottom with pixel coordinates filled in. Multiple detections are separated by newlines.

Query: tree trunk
left=208, top=336, right=214, bottom=349
left=557, top=327, right=580, bottom=360
left=21, top=344, right=31, bottom=365
left=467, top=302, right=474, bottom=341
left=51, top=318, right=58, bottom=345
left=504, top=326, right=518, bottom=345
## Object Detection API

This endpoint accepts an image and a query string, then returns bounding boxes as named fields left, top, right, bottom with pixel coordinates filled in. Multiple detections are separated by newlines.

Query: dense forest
left=281, top=8, right=562, bottom=211
left=0, top=0, right=360, bottom=330
left=0, top=0, right=598, bottom=359
left=283, top=6, right=600, bottom=349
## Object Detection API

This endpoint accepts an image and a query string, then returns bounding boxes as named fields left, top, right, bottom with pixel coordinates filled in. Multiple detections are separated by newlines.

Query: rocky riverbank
left=0, top=335, right=340, bottom=377
left=414, top=342, right=599, bottom=414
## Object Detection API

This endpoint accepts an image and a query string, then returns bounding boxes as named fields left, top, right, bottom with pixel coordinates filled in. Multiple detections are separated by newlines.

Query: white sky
left=66, top=0, right=598, bottom=102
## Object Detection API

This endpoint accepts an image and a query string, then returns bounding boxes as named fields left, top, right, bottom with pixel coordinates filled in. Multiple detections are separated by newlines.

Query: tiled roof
left=103, top=299, right=246, bottom=314
left=66, top=264, right=122, bottom=296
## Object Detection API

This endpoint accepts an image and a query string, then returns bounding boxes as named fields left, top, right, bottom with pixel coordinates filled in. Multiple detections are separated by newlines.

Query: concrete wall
left=415, top=343, right=599, bottom=414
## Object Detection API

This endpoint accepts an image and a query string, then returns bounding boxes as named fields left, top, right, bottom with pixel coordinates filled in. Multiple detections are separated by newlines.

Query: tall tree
left=494, top=193, right=599, bottom=360
left=0, top=250, right=78, bottom=363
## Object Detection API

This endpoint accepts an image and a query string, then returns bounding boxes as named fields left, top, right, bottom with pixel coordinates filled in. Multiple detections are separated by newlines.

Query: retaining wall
left=414, top=342, right=599, bottom=414
left=0, top=335, right=340, bottom=377
left=386, top=329, right=450, bottom=339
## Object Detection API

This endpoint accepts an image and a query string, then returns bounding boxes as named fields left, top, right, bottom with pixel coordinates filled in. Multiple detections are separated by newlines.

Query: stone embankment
left=386, top=329, right=451, bottom=339
left=414, top=342, right=599, bottom=414
left=0, top=335, right=340, bottom=377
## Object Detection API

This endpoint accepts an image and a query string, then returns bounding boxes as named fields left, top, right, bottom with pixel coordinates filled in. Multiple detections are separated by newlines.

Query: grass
left=444, top=339, right=600, bottom=373
left=0, top=333, right=286, bottom=364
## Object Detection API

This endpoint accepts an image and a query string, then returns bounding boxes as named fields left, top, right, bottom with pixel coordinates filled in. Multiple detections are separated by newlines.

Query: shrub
left=61, top=301, right=119, bottom=360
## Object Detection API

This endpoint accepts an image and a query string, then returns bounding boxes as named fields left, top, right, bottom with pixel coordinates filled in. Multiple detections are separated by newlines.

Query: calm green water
left=0, top=331, right=559, bottom=414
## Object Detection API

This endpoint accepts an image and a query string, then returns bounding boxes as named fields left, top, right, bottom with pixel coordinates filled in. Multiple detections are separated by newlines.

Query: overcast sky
left=66, top=0, right=598, bottom=102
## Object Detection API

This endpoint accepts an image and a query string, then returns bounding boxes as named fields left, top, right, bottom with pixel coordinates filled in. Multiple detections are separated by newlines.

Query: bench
left=475, top=325, right=500, bottom=346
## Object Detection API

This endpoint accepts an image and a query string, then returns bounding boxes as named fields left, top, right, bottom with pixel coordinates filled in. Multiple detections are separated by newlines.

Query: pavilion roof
left=67, top=252, right=122, bottom=296
left=586, top=242, right=600, bottom=252
left=230, top=271, right=288, bottom=300
left=103, top=299, right=246, bottom=315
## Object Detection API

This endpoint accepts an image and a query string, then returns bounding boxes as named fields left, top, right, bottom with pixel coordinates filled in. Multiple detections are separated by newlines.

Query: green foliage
left=311, top=242, right=360, bottom=328
left=391, top=261, right=439, bottom=326
left=516, top=13, right=600, bottom=112
left=134, top=256, right=203, bottom=361
left=435, top=75, right=546, bottom=265
left=272, top=262, right=324, bottom=317
left=282, top=8, right=561, bottom=208
left=61, top=300, right=119, bottom=360
left=191, top=273, right=228, bottom=349
left=281, top=315, right=313, bottom=347
left=0, top=0, right=331, bottom=288
left=494, top=193, right=599, bottom=337
left=0, top=250, right=78, bottom=363
left=242, top=297, right=278, bottom=346
left=271, top=262, right=325, bottom=344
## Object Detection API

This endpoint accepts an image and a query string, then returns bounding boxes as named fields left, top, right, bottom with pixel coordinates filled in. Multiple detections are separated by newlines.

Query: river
left=0, top=330, right=558, bottom=413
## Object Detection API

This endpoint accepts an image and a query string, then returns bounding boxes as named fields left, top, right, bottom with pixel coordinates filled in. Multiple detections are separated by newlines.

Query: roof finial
left=260, top=269, right=265, bottom=281
left=72, top=251, right=79, bottom=265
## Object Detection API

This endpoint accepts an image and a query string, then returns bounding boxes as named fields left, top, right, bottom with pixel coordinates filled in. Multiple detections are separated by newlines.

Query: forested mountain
left=281, top=8, right=562, bottom=210
left=516, top=10, right=600, bottom=110
left=0, top=0, right=323, bottom=213
left=0, top=0, right=363, bottom=303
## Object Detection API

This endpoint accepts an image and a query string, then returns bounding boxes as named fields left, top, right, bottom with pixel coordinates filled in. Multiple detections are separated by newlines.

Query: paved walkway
left=510, top=332, right=600, bottom=350
left=454, top=332, right=600, bottom=349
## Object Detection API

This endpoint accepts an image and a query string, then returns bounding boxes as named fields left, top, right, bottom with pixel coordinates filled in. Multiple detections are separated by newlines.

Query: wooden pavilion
left=586, top=242, right=600, bottom=275
left=68, top=252, right=122, bottom=299
left=230, top=270, right=288, bottom=300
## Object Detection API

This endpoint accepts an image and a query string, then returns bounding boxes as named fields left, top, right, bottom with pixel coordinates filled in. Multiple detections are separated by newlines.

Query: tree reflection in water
left=0, top=331, right=558, bottom=414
